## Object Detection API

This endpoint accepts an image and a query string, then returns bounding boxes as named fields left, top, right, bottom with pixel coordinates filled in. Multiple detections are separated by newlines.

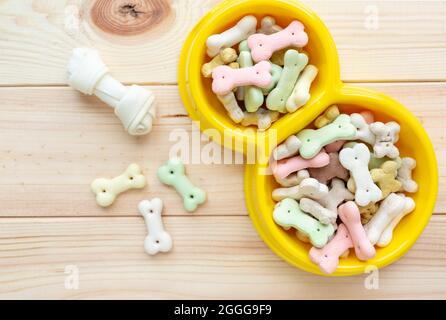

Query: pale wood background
left=0, top=0, right=445, bottom=299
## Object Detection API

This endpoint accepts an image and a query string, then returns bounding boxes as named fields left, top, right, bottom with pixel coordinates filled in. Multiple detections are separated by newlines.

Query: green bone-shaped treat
left=297, top=114, right=357, bottom=159
left=239, top=40, right=250, bottom=52
left=238, top=51, right=264, bottom=112
left=266, top=50, right=308, bottom=113
left=157, top=158, right=206, bottom=212
left=262, top=63, right=283, bottom=95
left=273, top=198, right=335, bottom=248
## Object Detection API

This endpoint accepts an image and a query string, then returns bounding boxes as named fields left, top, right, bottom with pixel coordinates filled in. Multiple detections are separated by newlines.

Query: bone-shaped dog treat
left=364, top=193, right=407, bottom=245
left=212, top=61, right=272, bottom=95
left=274, top=170, right=310, bottom=187
left=338, top=201, right=376, bottom=260
left=237, top=51, right=264, bottom=112
left=217, top=92, right=245, bottom=123
left=297, top=114, right=357, bottom=159
left=67, top=48, right=156, bottom=136
left=239, top=40, right=250, bottom=52
left=370, top=121, right=400, bottom=159
left=309, top=224, right=353, bottom=274
left=318, top=178, right=355, bottom=213
left=339, top=143, right=382, bottom=206
left=286, top=64, right=318, bottom=112
left=266, top=50, right=308, bottom=113
left=248, top=21, right=309, bottom=62
left=206, top=15, right=257, bottom=57
left=262, top=63, right=283, bottom=95
left=345, top=142, right=402, bottom=170
left=359, top=202, right=379, bottom=225
left=324, top=140, right=346, bottom=153
left=272, top=150, right=329, bottom=179
left=300, top=198, right=337, bottom=225
left=370, top=160, right=402, bottom=199
left=397, top=157, right=418, bottom=193
left=272, top=178, right=328, bottom=201
left=201, top=48, right=238, bottom=78
left=273, top=135, right=302, bottom=161
left=309, top=152, right=349, bottom=185
left=157, top=158, right=206, bottom=212
left=350, top=113, right=376, bottom=145
left=91, top=164, right=146, bottom=207
left=377, top=195, right=415, bottom=247
left=273, top=198, right=335, bottom=248
left=315, top=105, right=340, bottom=129
left=241, top=108, right=279, bottom=131
left=258, top=16, right=283, bottom=35
left=138, top=198, right=172, bottom=255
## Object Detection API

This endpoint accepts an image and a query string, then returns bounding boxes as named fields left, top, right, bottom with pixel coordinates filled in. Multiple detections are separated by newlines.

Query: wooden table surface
left=0, top=0, right=445, bottom=299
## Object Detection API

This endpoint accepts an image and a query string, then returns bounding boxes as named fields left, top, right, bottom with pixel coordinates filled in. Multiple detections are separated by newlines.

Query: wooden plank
left=0, top=83, right=444, bottom=217
left=0, top=0, right=445, bottom=85
left=0, top=215, right=445, bottom=299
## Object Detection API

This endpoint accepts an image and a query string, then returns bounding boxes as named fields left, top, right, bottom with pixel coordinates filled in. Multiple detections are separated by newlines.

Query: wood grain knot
left=90, top=0, right=171, bottom=36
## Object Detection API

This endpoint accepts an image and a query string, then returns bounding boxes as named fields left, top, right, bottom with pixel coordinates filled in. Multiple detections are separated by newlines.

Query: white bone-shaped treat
left=272, top=135, right=302, bottom=161
left=258, top=16, right=283, bottom=34
left=286, top=64, right=318, bottom=113
left=370, top=121, right=400, bottom=159
left=241, top=108, right=279, bottom=131
left=138, top=198, right=173, bottom=255
left=300, top=198, right=337, bottom=225
left=377, top=195, right=415, bottom=247
left=217, top=92, right=245, bottom=123
left=318, top=178, right=355, bottom=213
left=206, top=15, right=258, bottom=57
left=397, top=157, right=418, bottom=193
left=272, top=178, right=328, bottom=201
left=339, top=143, right=382, bottom=206
left=350, top=113, right=376, bottom=145
left=274, top=170, right=310, bottom=187
left=364, top=193, right=409, bottom=245
left=91, top=164, right=146, bottom=207
left=67, top=48, right=156, bottom=136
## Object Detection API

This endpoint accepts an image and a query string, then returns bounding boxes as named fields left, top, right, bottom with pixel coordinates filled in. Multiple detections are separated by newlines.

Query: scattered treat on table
left=67, top=48, right=156, bottom=136
left=138, top=198, right=173, bottom=255
left=91, top=164, right=146, bottom=207
left=268, top=107, right=417, bottom=274
left=157, top=158, right=206, bottom=213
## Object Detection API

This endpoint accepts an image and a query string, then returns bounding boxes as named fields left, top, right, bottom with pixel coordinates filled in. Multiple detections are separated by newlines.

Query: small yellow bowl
left=178, top=0, right=438, bottom=276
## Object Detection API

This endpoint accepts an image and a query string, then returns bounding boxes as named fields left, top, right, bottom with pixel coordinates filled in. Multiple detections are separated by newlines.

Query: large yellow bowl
left=178, top=0, right=438, bottom=276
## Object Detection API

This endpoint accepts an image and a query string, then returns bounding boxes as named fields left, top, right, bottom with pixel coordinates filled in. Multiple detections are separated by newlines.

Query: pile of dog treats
left=270, top=106, right=418, bottom=274
left=203, top=16, right=318, bottom=130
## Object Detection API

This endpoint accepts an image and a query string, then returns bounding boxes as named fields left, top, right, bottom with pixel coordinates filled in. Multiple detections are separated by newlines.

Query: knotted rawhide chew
left=67, top=48, right=156, bottom=136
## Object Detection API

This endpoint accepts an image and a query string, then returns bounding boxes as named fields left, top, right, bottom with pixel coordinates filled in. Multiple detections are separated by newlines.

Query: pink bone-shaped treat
left=211, top=61, right=272, bottom=95
left=309, top=224, right=353, bottom=274
left=271, top=150, right=330, bottom=179
left=248, top=21, right=309, bottom=63
left=338, top=201, right=376, bottom=261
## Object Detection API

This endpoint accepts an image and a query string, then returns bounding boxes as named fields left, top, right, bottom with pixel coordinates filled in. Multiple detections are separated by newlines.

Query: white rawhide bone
left=300, top=198, right=337, bottom=225
left=370, top=121, right=400, bottom=159
left=350, top=113, right=375, bottom=145
left=67, top=48, right=156, bottom=136
left=377, top=195, right=415, bottom=247
left=398, top=157, right=418, bottom=193
left=339, top=143, right=382, bottom=206
left=364, top=193, right=410, bottom=245
left=206, top=15, right=257, bottom=57
left=258, top=16, right=283, bottom=34
left=241, top=108, right=279, bottom=131
left=272, top=135, right=301, bottom=161
left=217, top=92, right=245, bottom=123
left=286, top=65, right=318, bottom=113
left=272, top=178, right=328, bottom=201
left=318, top=178, right=355, bottom=213
left=274, top=170, right=310, bottom=187
left=138, top=198, right=173, bottom=255
left=91, top=164, right=146, bottom=207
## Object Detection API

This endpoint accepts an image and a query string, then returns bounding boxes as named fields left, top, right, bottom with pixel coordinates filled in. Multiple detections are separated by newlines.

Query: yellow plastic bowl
left=178, top=0, right=438, bottom=276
